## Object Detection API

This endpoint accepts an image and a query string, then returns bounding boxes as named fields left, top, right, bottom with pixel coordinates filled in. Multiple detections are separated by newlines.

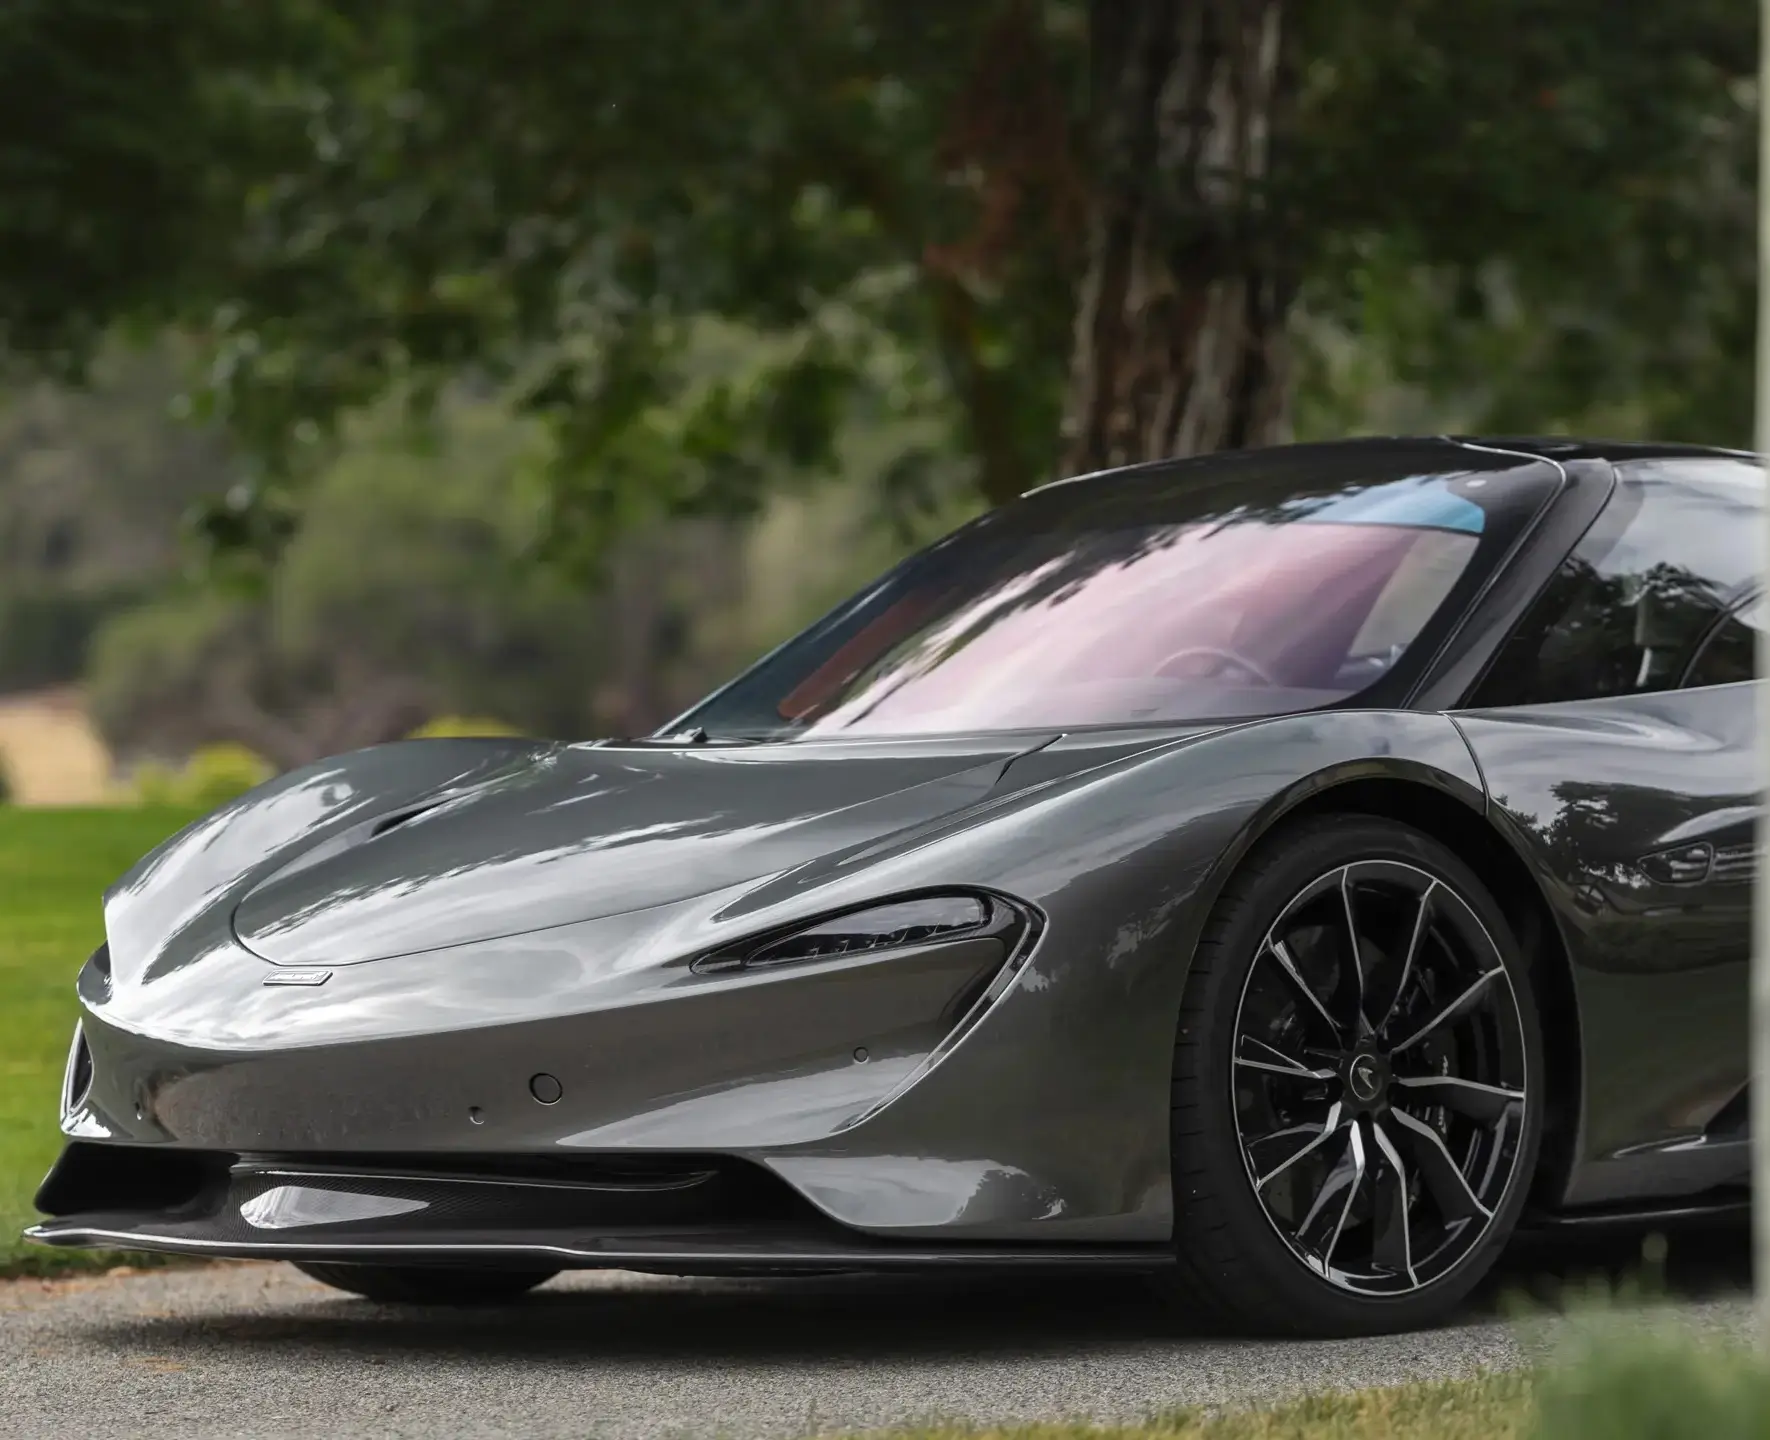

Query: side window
left=1684, top=594, right=1763, bottom=688
left=1469, top=457, right=1762, bottom=708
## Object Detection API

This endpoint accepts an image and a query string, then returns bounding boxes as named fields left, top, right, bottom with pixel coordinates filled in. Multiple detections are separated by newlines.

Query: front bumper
left=26, top=1143, right=1165, bottom=1274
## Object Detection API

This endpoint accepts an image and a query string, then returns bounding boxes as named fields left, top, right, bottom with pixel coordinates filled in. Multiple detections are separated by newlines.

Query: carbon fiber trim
left=25, top=1219, right=1169, bottom=1272
left=25, top=1148, right=1170, bottom=1271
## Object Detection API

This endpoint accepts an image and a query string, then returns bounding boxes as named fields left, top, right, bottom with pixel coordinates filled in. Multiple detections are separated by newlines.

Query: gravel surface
left=0, top=1231, right=1753, bottom=1439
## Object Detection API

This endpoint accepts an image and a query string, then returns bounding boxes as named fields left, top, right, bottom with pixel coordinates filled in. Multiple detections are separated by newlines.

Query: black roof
left=1443, top=435, right=1755, bottom=463
left=1031, top=435, right=1756, bottom=498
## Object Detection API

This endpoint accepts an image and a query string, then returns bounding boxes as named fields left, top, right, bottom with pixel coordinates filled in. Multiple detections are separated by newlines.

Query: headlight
left=694, top=893, right=1013, bottom=974
left=79, top=942, right=112, bottom=1003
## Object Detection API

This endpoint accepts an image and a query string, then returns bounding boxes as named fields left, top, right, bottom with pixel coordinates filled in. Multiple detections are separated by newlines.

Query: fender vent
left=1710, top=843, right=1760, bottom=884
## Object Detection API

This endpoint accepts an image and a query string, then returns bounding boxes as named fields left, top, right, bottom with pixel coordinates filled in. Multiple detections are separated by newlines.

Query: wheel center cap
left=1345, top=1052, right=1388, bottom=1103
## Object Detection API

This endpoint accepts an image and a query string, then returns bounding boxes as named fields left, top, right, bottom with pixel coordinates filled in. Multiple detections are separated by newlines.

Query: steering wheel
left=1155, top=645, right=1280, bottom=688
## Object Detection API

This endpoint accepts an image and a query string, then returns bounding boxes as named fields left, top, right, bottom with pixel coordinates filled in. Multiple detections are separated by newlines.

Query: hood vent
left=253, top=800, right=454, bottom=892
left=368, top=801, right=445, bottom=839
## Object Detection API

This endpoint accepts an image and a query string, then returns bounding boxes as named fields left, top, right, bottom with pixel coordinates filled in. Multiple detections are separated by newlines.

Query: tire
left=1159, top=814, right=1543, bottom=1336
left=294, top=1261, right=559, bottom=1305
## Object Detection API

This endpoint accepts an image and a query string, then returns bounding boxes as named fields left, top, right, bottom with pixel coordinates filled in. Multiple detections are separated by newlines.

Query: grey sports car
left=27, top=436, right=1761, bottom=1336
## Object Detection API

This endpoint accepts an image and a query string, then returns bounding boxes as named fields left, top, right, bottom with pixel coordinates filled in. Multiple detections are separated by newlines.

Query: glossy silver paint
left=29, top=436, right=1765, bottom=1269
left=1456, top=681, right=1756, bottom=1206
left=54, top=711, right=1483, bottom=1243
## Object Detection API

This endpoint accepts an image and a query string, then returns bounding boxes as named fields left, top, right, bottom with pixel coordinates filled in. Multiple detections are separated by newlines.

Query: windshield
left=676, top=449, right=1555, bottom=739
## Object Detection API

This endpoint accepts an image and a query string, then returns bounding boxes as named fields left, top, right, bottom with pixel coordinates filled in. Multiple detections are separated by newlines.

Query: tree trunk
left=1063, top=0, right=1294, bottom=476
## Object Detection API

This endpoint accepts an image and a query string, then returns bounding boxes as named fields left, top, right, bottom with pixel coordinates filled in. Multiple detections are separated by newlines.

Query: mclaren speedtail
left=27, top=437, right=1763, bottom=1336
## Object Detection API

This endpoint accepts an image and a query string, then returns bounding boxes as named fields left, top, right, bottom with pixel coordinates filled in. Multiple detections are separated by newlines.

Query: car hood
left=230, top=735, right=1068, bottom=966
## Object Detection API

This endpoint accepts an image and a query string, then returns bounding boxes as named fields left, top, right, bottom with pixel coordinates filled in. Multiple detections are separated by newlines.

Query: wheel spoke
left=1265, top=937, right=1345, bottom=1042
left=1339, top=868, right=1371, bottom=1037
left=1376, top=879, right=1436, bottom=1036
left=1297, top=1131, right=1356, bottom=1234
left=1387, top=1107, right=1491, bottom=1223
left=1390, top=968, right=1502, bottom=1055
left=1237, top=1057, right=1337, bottom=1079
left=1246, top=1122, right=1326, bottom=1161
left=1391, top=1075, right=1524, bottom=1123
left=1368, top=1120, right=1418, bottom=1284
left=1312, top=1122, right=1366, bottom=1273
left=1236, top=1035, right=1337, bottom=1081
left=1241, top=1035, right=1314, bottom=1070
left=1253, top=1102, right=1345, bottom=1190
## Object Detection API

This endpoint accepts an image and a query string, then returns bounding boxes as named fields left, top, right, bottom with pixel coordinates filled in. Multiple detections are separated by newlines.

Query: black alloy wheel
left=1163, top=815, right=1542, bottom=1336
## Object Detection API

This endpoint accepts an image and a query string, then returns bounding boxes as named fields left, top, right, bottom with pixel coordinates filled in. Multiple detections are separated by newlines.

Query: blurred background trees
left=0, top=0, right=1757, bottom=781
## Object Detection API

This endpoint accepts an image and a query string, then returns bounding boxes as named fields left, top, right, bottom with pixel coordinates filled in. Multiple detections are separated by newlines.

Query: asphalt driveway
left=0, top=1228, right=1753, bottom=1439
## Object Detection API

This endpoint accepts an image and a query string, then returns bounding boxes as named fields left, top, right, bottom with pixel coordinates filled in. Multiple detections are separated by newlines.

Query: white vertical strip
left=1752, top=0, right=1770, bottom=1347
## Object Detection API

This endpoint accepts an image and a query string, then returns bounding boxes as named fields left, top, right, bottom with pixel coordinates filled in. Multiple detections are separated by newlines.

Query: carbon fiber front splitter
left=26, top=1145, right=1170, bottom=1275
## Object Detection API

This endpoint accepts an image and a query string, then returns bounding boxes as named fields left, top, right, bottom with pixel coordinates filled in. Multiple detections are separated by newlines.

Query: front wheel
left=294, top=1261, right=559, bottom=1305
left=1161, top=815, right=1542, bottom=1336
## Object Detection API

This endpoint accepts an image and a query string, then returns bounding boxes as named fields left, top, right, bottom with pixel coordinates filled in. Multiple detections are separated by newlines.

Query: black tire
left=294, top=1261, right=559, bottom=1305
left=1160, top=814, right=1543, bottom=1337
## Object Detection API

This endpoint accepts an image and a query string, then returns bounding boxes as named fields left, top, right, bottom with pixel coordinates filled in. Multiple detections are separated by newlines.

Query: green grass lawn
left=874, top=1373, right=1534, bottom=1439
left=882, top=1330, right=1770, bottom=1440
left=0, top=805, right=202, bottom=1275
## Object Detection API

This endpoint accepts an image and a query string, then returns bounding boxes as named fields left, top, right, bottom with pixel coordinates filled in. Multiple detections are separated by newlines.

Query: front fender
left=755, top=709, right=1485, bottom=1241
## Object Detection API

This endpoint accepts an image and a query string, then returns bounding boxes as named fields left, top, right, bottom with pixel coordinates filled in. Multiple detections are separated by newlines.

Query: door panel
left=1454, top=681, right=1757, bottom=1207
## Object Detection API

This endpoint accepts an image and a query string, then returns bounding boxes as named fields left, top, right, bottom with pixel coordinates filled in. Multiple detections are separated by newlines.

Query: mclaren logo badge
left=1348, top=1055, right=1382, bottom=1102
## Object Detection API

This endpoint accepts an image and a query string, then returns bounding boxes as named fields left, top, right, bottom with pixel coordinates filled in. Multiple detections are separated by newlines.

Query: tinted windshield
left=678, top=446, right=1556, bottom=739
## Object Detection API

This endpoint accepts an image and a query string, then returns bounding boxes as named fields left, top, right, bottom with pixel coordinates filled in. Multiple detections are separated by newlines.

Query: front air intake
left=60, top=1022, right=93, bottom=1116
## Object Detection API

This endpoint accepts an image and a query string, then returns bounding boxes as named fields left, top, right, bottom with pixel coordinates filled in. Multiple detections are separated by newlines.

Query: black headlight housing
left=693, top=892, right=1027, bottom=975
left=78, top=942, right=112, bottom=1004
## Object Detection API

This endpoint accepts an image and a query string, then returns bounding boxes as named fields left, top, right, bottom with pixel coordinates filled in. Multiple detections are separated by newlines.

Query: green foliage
left=0, top=0, right=1749, bottom=524
left=0, top=585, right=142, bottom=694
left=275, top=399, right=612, bottom=726
left=85, top=396, right=613, bottom=766
left=123, top=743, right=272, bottom=809
left=0, top=337, right=241, bottom=692
left=0, top=2, right=1053, bottom=568
left=0, top=0, right=1752, bottom=725
left=406, top=715, right=527, bottom=740
left=1294, top=0, right=1754, bottom=446
left=77, top=365, right=983, bottom=756
left=788, top=1375, right=1538, bottom=1436
left=1531, top=1330, right=1770, bottom=1439
left=0, top=1, right=215, bottom=370
left=85, top=587, right=242, bottom=753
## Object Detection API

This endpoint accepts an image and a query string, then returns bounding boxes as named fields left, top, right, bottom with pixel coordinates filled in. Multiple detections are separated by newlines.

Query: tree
left=0, top=0, right=1756, bottom=572
left=1063, top=0, right=1289, bottom=471
left=0, top=338, right=239, bottom=692
left=84, top=398, right=613, bottom=766
left=81, top=387, right=935, bottom=761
